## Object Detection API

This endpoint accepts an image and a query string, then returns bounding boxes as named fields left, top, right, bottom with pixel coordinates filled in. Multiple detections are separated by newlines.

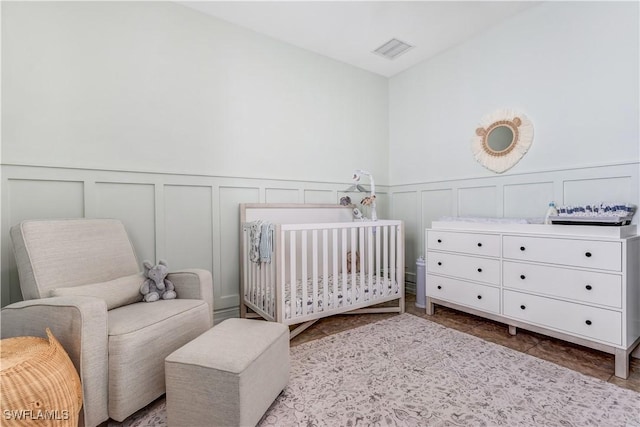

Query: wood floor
left=289, top=294, right=640, bottom=393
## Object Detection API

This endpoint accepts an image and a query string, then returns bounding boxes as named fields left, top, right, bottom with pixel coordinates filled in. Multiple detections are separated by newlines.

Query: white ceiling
left=181, top=1, right=540, bottom=77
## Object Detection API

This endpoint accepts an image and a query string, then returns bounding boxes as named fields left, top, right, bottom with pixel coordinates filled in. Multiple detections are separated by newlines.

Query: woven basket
left=1, top=328, right=83, bottom=426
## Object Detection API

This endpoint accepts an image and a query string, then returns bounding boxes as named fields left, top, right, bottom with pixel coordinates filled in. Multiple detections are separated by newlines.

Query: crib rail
left=241, top=220, right=404, bottom=325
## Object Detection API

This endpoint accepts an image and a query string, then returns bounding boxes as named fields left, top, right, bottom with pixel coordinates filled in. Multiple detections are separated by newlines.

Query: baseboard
left=213, top=306, right=240, bottom=324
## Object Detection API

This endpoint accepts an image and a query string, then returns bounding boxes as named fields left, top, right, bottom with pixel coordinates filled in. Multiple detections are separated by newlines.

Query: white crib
left=240, top=204, right=405, bottom=338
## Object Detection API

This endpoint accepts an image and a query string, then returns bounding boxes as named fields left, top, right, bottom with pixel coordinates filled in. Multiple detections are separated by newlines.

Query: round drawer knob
left=437, top=261, right=442, bottom=266
left=437, top=285, right=442, bottom=290
left=585, top=285, right=592, bottom=290
left=520, top=274, right=526, bottom=280
left=477, top=268, right=483, bottom=273
left=477, top=295, right=482, bottom=300
left=585, top=320, right=592, bottom=326
left=520, top=305, right=526, bottom=310
left=520, top=246, right=526, bottom=251
left=585, top=252, right=592, bottom=258
left=477, top=242, right=482, bottom=247
left=437, top=239, right=442, bottom=243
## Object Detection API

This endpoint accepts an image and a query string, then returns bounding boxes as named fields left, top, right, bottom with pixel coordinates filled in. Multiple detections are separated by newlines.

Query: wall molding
left=391, top=160, right=640, bottom=190
left=0, top=164, right=389, bottom=316
left=1, top=162, right=393, bottom=188
left=3, top=162, right=638, bottom=318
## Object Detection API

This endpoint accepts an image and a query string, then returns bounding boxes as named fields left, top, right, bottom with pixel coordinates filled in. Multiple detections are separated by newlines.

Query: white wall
left=2, top=2, right=388, bottom=183
left=388, top=2, right=640, bottom=286
left=389, top=1, right=639, bottom=184
left=0, top=1, right=389, bottom=316
left=2, top=1, right=639, bottom=308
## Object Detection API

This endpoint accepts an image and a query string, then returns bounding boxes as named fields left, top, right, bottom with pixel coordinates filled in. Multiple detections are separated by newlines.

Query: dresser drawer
left=503, top=261, right=622, bottom=308
left=503, top=236, right=621, bottom=271
left=427, top=230, right=500, bottom=257
left=427, top=275, right=500, bottom=314
left=503, top=290, right=622, bottom=345
left=427, top=251, right=500, bottom=285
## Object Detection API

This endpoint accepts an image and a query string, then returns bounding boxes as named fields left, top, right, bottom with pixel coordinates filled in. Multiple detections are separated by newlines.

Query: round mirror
left=471, top=109, right=533, bottom=174
left=486, top=125, right=514, bottom=153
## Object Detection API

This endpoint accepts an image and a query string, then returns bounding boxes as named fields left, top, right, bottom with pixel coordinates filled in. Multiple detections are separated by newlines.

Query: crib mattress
left=246, top=273, right=400, bottom=319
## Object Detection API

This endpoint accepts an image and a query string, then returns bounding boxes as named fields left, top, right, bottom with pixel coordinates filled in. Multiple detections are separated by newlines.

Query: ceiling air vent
left=373, top=38, right=414, bottom=60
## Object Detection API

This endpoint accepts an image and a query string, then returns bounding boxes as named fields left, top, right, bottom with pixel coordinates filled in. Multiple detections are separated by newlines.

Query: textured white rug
left=115, top=314, right=640, bottom=427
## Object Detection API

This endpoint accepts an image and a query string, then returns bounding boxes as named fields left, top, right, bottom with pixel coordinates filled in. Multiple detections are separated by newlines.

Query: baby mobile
left=340, top=169, right=377, bottom=221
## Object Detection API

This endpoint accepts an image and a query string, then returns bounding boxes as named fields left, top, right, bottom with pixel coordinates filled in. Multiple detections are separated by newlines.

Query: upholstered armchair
left=1, top=219, right=214, bottom=427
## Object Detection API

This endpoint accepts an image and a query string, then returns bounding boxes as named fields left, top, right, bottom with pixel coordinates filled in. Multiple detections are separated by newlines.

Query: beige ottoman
left=165, top=318, right=289, bottom=427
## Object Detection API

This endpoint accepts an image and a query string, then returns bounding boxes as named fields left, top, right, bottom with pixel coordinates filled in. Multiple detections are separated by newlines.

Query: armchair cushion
left=50, top=274, right=144, bottom=310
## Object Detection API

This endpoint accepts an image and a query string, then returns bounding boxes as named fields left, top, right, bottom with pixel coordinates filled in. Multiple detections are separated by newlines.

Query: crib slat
left=375, top=225, right=381, bottom=295
left=244, top=229, right=250, bottom=304
left=254, top=247, right=259, bottom=311
left=350, top=228, right=357, bottom=301
left=359, top=227, right=365, bottom=301
left=397, top=224, right=404, bottom=298
left=261, top=260, right=266, bottom=314
left=322, top=229, right=329, bottom=310
left=250, top=246, right=255, bottom=305
left=276, top=225, right=284, bottom=323
left=383, top=225, right=389, bottom=289
left=367, top=226, right=373, bottom=301
left=341, top=228, right=348, bottom=307
left=312, top=230, right=319, bottom=313
left=242, top=229, right=248, bottom=302
left=290, top=230, right=297, bottom=320
left=390, top=225, right=396, bottom=292
left=301, top=230, right=308, bottom=316
left=270, top=249, right=276, bottom=316
left=259, top=258, right=263, bottom=312
left=332, top=228, right=338, bottom=309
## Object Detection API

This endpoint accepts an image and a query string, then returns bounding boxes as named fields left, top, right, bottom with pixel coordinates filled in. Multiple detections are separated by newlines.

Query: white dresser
left=425, top=221, right=640, bottom=379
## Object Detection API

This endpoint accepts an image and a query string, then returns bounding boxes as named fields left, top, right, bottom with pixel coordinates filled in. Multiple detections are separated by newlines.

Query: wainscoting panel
left=391, top=191, right=418, bottom=282
left=164, top=185, right=213, bottom=275
left=304, top=189, right=336, bottom=204
left=421, top=189, right=454, bottom=230
left=375, top=192, right=390, bottom=220
left=503, top=182, right=554, bottom=218
left=8, top=178, right=85, bottom=222
left=563, top=176, right=634, bottom=206
left=265, top=188, right=300, bottom=203
left=5, top=178, right=85, bottom=303
left=95, top=182, right=156, bottom=265
left=218, top=186, right=260, bottom=312
left=458, top=186, right=498, bottom=217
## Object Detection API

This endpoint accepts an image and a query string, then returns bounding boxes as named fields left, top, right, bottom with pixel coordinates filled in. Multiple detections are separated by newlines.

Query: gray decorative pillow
left=50, top=274, right=144, bottom=310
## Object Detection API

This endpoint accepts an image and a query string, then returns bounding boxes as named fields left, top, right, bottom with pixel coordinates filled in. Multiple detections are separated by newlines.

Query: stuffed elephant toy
left=140, top=259, right=177, bottom=302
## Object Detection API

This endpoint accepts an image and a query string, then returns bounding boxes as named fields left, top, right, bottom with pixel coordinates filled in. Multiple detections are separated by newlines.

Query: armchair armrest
left=1, top=296, right=109, bottom=427
left=168, top=269, right=214, bottom=326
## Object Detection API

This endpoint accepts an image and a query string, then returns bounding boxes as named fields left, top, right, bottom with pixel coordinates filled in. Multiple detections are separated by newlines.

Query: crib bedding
left=246, top=272, right=400, bottom=319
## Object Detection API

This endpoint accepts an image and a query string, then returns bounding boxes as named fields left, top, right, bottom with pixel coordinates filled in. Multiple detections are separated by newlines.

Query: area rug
left=113, top=314, right=640, bottom=427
